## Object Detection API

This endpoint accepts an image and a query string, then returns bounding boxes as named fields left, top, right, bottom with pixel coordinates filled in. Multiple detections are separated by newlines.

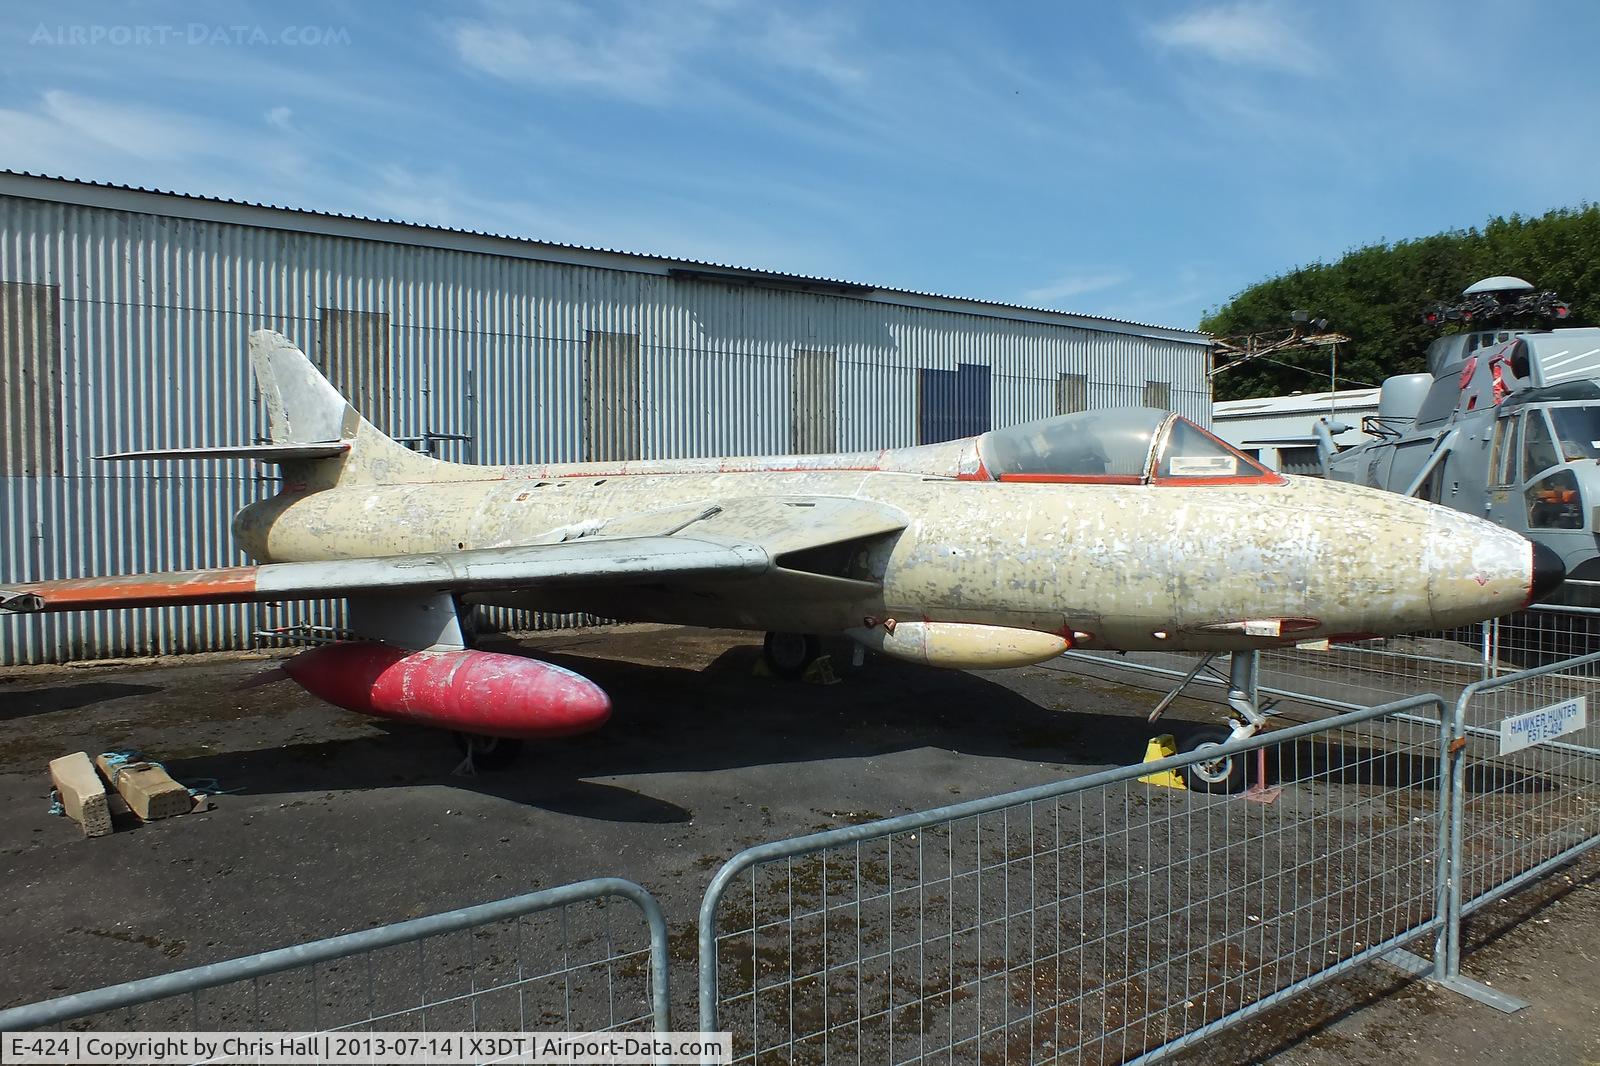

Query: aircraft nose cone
left=1529, top=541, right=1566, bottom=604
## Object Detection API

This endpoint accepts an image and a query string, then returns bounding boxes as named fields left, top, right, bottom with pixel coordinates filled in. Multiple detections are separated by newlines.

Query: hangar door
left=792, top=348, right=836, bottom=453
left=584, top=330, right=641, bottom=462
left=317, top=309, right=393, bottom=433
left=918, top=363, right=991, bottom=444
left=0, top=281, right=61, bottom=476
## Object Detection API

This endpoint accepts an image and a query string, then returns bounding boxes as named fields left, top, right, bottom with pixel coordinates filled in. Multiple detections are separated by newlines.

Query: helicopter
left=1318, top=276, right=1600, bottom=608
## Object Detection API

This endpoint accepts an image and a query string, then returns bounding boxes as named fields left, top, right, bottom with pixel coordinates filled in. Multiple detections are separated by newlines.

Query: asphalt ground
left=0, top=624, right=1594, bottom=1063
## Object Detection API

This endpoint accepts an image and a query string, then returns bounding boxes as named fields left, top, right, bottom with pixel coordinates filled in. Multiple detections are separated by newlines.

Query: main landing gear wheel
left=763, top=632, right=821, bottom=679
left=1181, top=725, right=1247, bottom=794
left=451, top=732, right=524, bottom=771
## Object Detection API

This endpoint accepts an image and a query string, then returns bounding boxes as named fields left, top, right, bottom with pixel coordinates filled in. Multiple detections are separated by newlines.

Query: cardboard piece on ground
left=49, top=752, right=113, bottom=837
left=93, top=754, right=192, bottom=821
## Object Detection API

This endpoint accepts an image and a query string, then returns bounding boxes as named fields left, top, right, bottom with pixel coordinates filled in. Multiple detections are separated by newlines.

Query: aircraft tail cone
left=1529, top=542, right=1566, bottom=604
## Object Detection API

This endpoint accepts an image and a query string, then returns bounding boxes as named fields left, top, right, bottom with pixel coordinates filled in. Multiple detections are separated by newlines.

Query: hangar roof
left=0, top=170, right=1208, bottom=347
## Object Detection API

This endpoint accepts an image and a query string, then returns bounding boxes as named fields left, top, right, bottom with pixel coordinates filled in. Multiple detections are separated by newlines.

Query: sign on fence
left=1498, top=696, right=1588, bottom=754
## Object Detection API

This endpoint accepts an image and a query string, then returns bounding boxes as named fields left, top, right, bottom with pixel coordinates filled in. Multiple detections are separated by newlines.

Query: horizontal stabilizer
left=95, top=442, right=351, bottom=463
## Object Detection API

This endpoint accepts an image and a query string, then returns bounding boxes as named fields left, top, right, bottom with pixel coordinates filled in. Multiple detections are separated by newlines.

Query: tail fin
left=248, top=330, right=466, bottom=488
left=249, top=330, right=358, bottom=446
left=97, top=330, right=475, bottom=488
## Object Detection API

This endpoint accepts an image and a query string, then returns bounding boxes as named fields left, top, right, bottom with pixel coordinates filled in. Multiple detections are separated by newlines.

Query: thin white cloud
left=1022, top=271, right=1129, bottom=305
left=362, top=161, right=838, bottom=272
left=0, top=90, right=238, bottom=182
left=450, top=16, right=681, bottom=100
left=0, top=90, right=315, bottom=209
left=1100, top=265, right=1218, bottom=329
left=756, top=10, right=866, bottom=87
left=265, top=105, right=295, bottom=132
left=447, top=0, right=867, bottom=101
left=34, top=89, right=210, bottom=160
left=1148, top=2, right=1321, bottom=75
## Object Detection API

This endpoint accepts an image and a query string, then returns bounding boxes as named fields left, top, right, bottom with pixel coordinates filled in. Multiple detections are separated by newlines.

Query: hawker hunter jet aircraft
left=0, top=331, right=1563, bottom=787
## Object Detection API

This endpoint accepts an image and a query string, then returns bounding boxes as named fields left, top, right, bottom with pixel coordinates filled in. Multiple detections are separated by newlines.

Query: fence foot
left=1380, top=948, right=1531, bottom=1013
left=1435, top=973, right=1531, bottom=1013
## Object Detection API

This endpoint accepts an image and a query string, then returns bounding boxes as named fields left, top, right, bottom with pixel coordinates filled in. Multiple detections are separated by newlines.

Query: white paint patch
left=1168, top=455, right=1237, bottom=476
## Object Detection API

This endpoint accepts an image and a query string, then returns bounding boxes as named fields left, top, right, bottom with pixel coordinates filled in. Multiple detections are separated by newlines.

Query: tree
left=1204, top=205, right=1600, bottom=401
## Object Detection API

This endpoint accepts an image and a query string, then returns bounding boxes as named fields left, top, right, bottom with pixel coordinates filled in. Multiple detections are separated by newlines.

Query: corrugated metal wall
left=0, top=193, right=1210, bottom=664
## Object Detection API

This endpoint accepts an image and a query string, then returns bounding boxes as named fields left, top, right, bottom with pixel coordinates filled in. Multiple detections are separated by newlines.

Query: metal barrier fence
left=6, top=646, right=1596, bottom=1063
left=0, top=877, right=669, bottom=1036
left=698, top=696, right=1450, bottom=1065
left=1437, top=650, right=1600, bottom=981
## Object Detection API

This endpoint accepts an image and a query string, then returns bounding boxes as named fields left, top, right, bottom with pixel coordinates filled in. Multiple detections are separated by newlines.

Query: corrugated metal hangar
left=0, top=171, right=1211, bottom=664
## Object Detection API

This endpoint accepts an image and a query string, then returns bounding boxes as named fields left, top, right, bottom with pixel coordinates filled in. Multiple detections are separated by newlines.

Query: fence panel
left=1448, top=650, right=1600, bottom=933
left=1059, top=607, right=1600, bottom=731
left=699, top=698, right=1448, bottom=1065
left=1060, top=629, right=1489, bottom=721
left=1485, top=603, right=1600, bottom=667
left=0, top=878, right=669, bottom=1037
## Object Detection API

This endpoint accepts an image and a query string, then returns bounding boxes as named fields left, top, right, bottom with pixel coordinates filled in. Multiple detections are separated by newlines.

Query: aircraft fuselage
left=235, top=463, right=1536, bottom=653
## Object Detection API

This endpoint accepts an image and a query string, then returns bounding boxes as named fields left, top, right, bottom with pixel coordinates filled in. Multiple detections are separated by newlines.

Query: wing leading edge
left=0, top=495, right=910, bottom=617
left=0, top=536, right=768, bottom=615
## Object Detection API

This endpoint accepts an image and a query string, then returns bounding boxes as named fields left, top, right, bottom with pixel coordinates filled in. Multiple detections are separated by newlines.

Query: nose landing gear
left=1149, top=651, right=1272, bottom=794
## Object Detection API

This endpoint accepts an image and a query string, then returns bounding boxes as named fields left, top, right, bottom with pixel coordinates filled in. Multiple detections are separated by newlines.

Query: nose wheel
left=1181, top=725, right=1248, bottom=793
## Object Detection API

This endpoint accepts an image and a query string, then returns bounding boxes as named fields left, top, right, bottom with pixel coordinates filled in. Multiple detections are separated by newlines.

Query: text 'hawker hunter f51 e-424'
left=1, top=331, right=1560, bottom=775
left=1320, top=276, right=1595, bottom=605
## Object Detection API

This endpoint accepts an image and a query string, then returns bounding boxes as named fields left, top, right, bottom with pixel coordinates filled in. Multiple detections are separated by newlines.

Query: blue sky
left=2, top=1, right=1597, bottom=329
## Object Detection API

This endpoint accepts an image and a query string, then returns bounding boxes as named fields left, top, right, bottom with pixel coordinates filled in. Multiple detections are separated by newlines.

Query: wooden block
left=49, top=752, right=113, bottom=837
left=94, top=754, right=192, bottom=821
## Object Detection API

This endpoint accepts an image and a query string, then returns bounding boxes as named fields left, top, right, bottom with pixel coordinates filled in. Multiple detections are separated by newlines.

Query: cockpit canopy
left=977, top=408, right=1277, bottom=485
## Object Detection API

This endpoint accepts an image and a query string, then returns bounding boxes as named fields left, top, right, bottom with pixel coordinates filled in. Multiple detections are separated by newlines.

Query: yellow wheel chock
left=1138, top=734, right=1188, bottom=790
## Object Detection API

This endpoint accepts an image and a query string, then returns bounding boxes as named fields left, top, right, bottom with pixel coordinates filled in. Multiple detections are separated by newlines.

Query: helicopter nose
left=1529, top=541, right=1566, bottom=604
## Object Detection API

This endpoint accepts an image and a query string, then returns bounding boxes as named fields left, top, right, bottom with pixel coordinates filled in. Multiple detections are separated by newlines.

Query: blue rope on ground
left=98, top=749, right=240, bottom=797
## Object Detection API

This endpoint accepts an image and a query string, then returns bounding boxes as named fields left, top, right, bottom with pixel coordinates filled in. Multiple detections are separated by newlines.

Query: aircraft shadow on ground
left=0, top=681, right=162, bottom=722
left=161, top=647, right=1162, bottom=821
left=1265, top=735, right=1556, bottom=794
